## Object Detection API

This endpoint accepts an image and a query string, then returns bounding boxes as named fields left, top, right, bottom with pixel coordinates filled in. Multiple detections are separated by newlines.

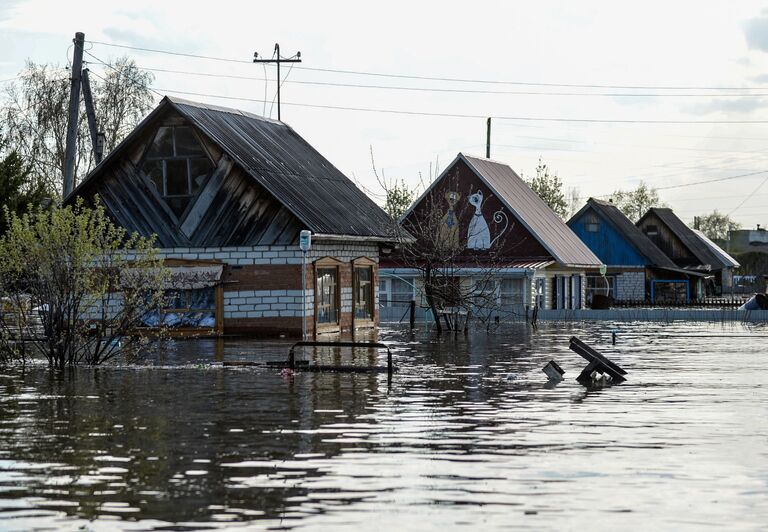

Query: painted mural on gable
left=404, top=160, right=552, bottom=260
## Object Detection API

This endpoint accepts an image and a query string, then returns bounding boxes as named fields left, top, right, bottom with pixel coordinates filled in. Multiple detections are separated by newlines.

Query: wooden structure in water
left=569, top=336, right=627, bottom=385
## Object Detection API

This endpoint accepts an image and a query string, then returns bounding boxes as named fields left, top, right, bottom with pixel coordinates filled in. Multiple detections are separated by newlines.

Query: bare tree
left=609, top=182, right=666, bottom=223
left=1, top=57, right=155, bottom=196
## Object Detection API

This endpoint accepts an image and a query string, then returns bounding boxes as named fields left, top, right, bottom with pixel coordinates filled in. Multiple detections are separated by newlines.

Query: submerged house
left=68, top=96, right=401, bottom=337
left=380, top=153, right=602, bottom=313
left=637, top=208, right=739, bottom=297
left=568, top=198, right=710, bottom=304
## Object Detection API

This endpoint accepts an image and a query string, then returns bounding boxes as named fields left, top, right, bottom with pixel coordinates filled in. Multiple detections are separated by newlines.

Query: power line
left=727, top=175, right=768, bottom=216
left=100, top=64, right=768, bottom=98
left=87, top=39, right=768, bottom=92
left=148, top=86, right=768, bottom=124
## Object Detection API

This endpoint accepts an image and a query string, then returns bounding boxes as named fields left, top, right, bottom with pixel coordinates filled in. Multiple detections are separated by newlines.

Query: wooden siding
left=402, top=159, right=552, bottom=264
left=570, top=206, right=648, bottom=266
left=78, top=109, right=303, bottom=248
left=637, top=212, right=698, bottom=267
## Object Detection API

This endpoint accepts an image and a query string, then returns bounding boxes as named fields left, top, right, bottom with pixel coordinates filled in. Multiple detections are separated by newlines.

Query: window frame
left=352, top=257, right=376, bottom=328
left=139, top=125, right=215, bottom=221
left=314, top=257, right=343, bottom=334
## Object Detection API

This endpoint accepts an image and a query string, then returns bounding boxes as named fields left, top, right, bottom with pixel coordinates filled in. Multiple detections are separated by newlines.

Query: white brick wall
left=615, top=271, right=645, bottom=300
left=223, top=289, right=313, bottom=319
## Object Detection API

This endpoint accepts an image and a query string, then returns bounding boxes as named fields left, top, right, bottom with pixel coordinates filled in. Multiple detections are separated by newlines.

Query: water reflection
left=1, top=321, right=767, bottom=530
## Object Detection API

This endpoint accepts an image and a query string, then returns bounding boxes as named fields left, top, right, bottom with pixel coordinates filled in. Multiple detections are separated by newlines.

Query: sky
left=1, top=0, right=768, bottom=228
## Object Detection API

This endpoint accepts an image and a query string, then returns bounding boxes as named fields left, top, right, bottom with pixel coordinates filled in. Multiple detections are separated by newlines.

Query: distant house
left=68, top=96, right=401, bottom=337
left=380, top=153, right=602, bottom=313
left=637, top=208, right=739, bottom=297
left=568, top=198, right=710, bottom=304
left=727, top=226, right=768, bottom=254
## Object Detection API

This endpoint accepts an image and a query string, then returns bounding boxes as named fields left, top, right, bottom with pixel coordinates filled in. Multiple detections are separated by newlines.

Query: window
left=586, top=274, right=615, bottom=306
left=391, top=278, right=415, bottom=307
left=316, top=267, right=339, bottom=325
left=584, top=213, right=600, bottom=233
left=141, top=287, right=217, bottom=329
left=501, top=278, right=525, bottom=306
left=473, top=279, right=498, bottom=307
left=645, top=224, right=659, bottom=236
left=354, top=266, right=374, bottom=321
left=141, top=126, right=214, bottom=218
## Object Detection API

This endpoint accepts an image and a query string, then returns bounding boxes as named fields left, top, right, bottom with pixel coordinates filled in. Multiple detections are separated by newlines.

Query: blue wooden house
left=568, top=198, right=708, bottom=304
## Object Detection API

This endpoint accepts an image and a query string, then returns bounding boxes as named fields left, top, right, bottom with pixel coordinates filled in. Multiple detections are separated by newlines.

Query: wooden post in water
left=409, top=300, right=416, bottom=329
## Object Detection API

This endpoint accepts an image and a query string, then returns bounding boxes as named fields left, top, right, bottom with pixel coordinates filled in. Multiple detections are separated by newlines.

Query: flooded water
left=1, top=322, right=767, bottom=531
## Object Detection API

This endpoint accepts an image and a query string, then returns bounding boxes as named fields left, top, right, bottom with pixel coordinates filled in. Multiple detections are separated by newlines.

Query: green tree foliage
left=694, top=210, right=741, bottom=241
left=609, top=182, right=666, bottom=223
left=384, top=179, right=415, bottom=220
left=0, top=199, right=167, bottom=368
left=526, top=159, right=568, bottom=219
left=0, top=146, right=50, bottom=234
left=1, top=57, right=155, bottom=195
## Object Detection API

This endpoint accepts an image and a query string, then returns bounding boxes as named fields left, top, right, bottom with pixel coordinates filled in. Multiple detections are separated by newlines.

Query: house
left=637, top=208, right=739, bottom=297
left=68, top=96, right=402, bottom=337
left=727, top=226, right=768, bottom=254
left=380, top=153, right=602, bottom=314
left=568, top=198, right=710, bottom=304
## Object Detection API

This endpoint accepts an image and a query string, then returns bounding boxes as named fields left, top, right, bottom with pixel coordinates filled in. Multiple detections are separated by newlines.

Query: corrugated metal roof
left=502, top=259, right=556, bottom=269
left=167, top=97, right=398, bottom=239
left=638, top=208, right=730, bottom=270
left=72, top=97, right=401, bottom=241
left=460, top=154, right=602, bottom=268
left=575, top=198, right=678, bottom=268
left=692, top=229, right=741, bottom=268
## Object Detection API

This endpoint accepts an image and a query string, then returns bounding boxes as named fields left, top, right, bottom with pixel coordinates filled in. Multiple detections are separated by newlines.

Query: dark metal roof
left=460, top=154, right=602, bottom=267
left=573, top=198, right=678, bottom=268
left=637, top=207, right=730, bottom=270
left=169, top=98, right=398, bottom=239
left=72, top=96, right=401, bottom=241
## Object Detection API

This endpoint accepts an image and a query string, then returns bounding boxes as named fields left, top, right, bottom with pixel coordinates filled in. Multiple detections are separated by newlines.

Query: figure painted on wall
left=467, top=190, right=509, bottom=250
left=437, top=190, right=461, bottom=248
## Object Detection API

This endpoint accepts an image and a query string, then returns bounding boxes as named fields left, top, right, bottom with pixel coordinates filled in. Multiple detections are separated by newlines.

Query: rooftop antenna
left=253, top=43, right=301, bottom=121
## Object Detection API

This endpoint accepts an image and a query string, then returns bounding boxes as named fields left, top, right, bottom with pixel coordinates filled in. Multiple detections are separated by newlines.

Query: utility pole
left=486, top=117, right=492, bottom=158
left=81, top=68, right=104, bottom=164
left=63, top=31, right=85, bottom=197
left=253, top=43, right=301, bottom=121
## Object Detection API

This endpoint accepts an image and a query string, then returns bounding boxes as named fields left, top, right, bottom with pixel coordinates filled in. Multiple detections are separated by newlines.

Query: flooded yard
left=1, top=321, right=767, bottom=530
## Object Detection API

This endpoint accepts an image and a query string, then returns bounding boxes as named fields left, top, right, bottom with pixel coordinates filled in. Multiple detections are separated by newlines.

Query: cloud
left=687, top=97, right=768, bottom=115
left=744, top=11, right=768, bottom=52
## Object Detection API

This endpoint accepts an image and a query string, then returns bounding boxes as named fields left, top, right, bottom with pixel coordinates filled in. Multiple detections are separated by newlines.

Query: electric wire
left=86, top=39, right=768, bottom=92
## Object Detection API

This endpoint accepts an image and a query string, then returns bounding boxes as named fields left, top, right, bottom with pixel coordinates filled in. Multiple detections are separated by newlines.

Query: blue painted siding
left=569, top=208, right=648, bottom=266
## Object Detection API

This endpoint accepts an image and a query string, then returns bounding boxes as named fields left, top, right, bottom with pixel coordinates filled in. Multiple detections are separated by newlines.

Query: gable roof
left=637, top=208, right=731, bottom=269
left=403, top=153, right=602, bottom=267
left=692, top=229, right=740, bottom=268
left=569, top=198, right=677, bottom=268
left=72, top=96, right=400, bottom=241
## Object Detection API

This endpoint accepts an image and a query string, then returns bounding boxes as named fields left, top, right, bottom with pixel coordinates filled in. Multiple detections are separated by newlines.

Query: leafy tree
left=383, top=179, right=415, bottom=220
left=525, top=158, right=568, bottom=219
left=1, top=57, right=154, bottom=196
left=0, top=145, right=50, bottom=234
left=609, top=182, right=666, bottom=223
left=694, top=210, right=741, bottom=241
left=0, top=199, right=167, bottom=368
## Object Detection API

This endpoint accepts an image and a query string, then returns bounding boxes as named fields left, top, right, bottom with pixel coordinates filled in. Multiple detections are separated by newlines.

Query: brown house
left=637, top=208, right=739, bottom=297
left=380, top=153, right=602, bottom=312
left=68, top=96, right=402, bottom=337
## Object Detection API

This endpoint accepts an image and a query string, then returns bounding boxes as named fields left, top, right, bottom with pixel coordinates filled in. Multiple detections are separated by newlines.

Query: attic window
left=141, top=126, right=214, bottom=218
left=646, top=224, right=659, bottom=236
left=586, top=222, right=600, bottom=233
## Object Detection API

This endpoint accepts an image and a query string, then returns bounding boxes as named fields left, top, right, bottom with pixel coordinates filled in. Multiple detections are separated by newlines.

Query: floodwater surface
left=0, top=322, right=767, bottom=531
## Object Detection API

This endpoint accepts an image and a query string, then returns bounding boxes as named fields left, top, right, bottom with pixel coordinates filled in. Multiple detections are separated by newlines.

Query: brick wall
left=615, top=270, right=646, bottom=300
left=155, top=241, right=380, bottom=337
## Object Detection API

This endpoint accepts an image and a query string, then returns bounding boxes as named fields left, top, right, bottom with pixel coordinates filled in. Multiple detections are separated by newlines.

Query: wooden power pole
left=253, top=43, right=301, bottom=121
left=63, top=32, right=85, bottom=197
left=486, top=117, right=492, bottom=158
left=81, top=68, right=104, bottom=164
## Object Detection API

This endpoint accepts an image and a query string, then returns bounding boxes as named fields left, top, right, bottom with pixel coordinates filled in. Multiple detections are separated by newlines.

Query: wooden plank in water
left=569, top=337, right=627, bottom=375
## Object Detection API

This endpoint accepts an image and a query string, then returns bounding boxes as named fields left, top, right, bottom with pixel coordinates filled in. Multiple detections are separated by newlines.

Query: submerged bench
left=569, top=336, right=627, bottom=384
